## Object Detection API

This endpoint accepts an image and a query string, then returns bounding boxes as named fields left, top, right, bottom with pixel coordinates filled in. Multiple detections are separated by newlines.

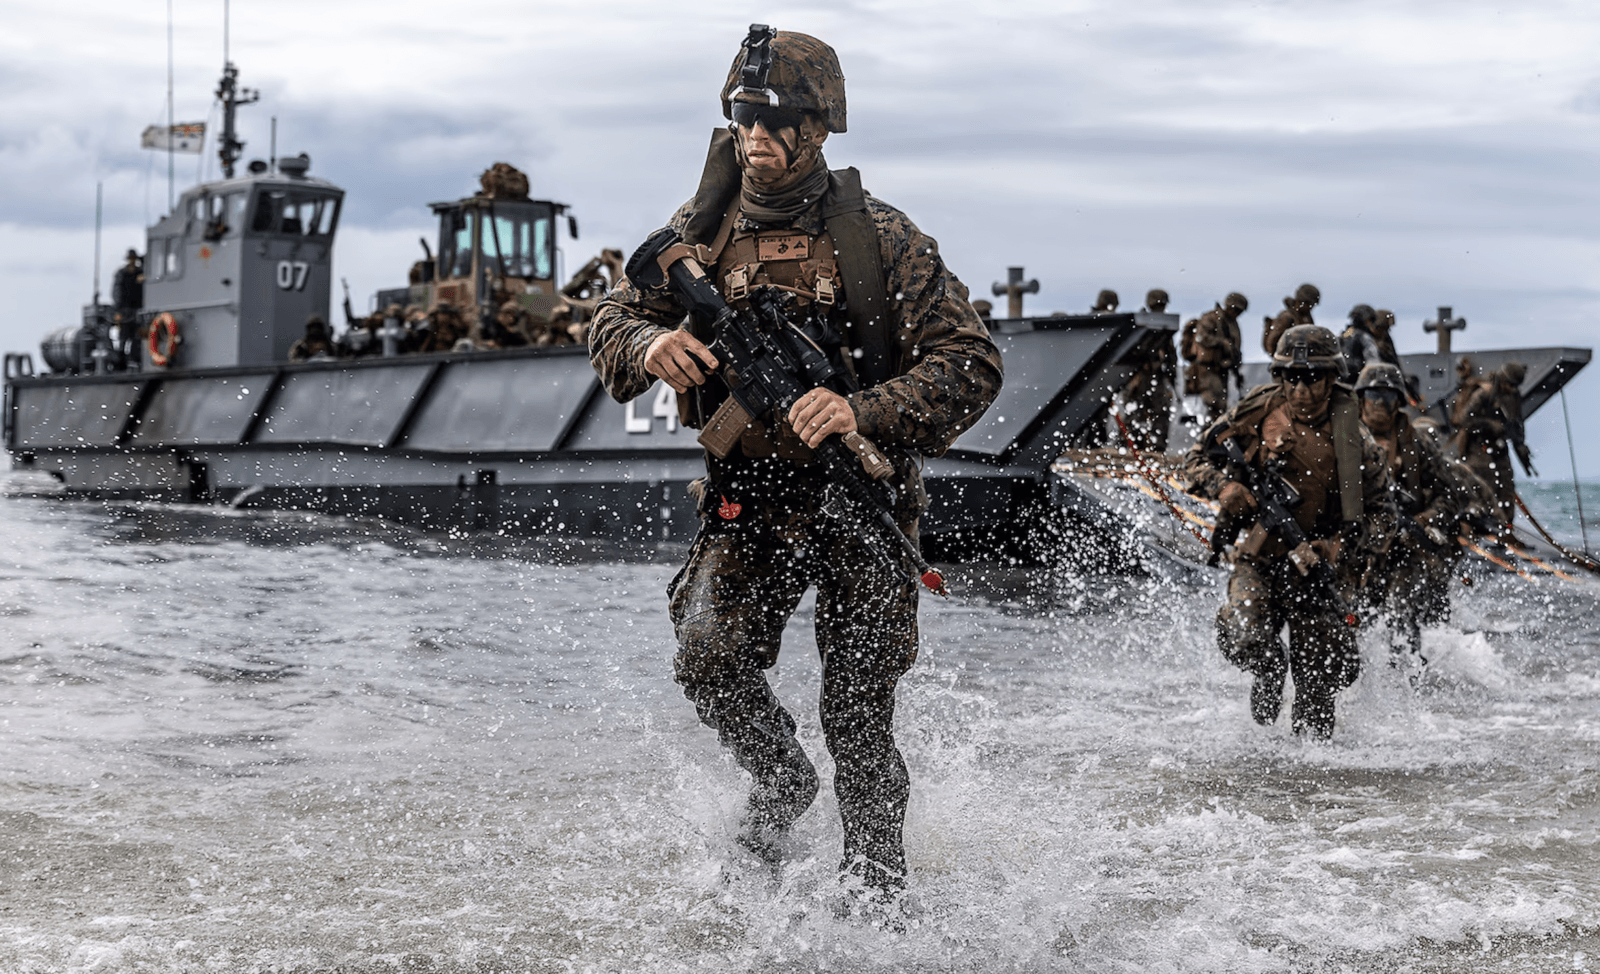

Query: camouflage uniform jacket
left=1450, top=377, right=1525, bottom=457
left=1182, top=306, right=1242, bottom=372
left=1340, top=324, right=1403, bottom=378
left=1262, top=303, right=1315, bottom=356
left=1376, top=415, right=1461, bottom=523
left=1199, top=383, right=1394, bottom=561
left=590, top=191, right=1003, bottom=513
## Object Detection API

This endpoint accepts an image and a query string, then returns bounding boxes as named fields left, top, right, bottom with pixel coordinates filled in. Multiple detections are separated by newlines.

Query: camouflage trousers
left=1119, top=380, right=1173, bottom=454
left=667, top=499, right=920, bottom=889
left=1372, top=537, right=1456, bottom=661
left=1463, top=441, right=1516, bottom=524
left=1216, top=556, right=1360, bottom=737
left=1186, top=366, right=1230, bottom=424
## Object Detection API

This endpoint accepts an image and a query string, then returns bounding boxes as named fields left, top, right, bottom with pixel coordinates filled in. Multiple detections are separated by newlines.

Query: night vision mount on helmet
left=1353, top=362, right=1407, bottom=394
left=721, top=24, right=848, bottom=134
left=1271, top=324, right=1344, bottom=376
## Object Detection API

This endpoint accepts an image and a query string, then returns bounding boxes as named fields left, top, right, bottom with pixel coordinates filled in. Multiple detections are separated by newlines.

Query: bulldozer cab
left=427, top=196, right=566, bottom=327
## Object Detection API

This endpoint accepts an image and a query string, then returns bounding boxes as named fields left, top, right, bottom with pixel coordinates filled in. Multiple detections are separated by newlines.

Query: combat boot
left=686, top=676, right=820, bottom=862
left=1291, top=688, right=1336, bottom=739
left=1249, top=645, right=1289, bottom=726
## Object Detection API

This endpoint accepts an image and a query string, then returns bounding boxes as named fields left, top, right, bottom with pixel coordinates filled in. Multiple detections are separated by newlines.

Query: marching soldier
left=1450, top=361, right=1534, bottom=522
left=1352, top=363, right=1464, bottom=662
left=588, top=25, right=1002, bottom=903
left=1200, top=326, right=1394, bottom=738
left=1181, top=291, right=1247, bottom=423
left=1340, top=303, right=1405, bottom=379
left=1117, top=288, right=1178, bottom=452
left=1261, top=282, right=1320, bottom=357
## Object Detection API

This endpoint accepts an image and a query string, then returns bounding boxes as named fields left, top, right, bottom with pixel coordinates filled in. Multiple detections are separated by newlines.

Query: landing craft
left=3, top=62, right=1590, bottom=573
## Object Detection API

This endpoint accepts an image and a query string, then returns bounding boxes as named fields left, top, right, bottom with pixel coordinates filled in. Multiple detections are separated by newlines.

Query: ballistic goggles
left=730, top=100, right=809, bottom=134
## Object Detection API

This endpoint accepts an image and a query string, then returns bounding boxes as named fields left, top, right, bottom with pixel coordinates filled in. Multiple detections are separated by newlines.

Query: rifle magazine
left=697, top=397, right=753, bottom=459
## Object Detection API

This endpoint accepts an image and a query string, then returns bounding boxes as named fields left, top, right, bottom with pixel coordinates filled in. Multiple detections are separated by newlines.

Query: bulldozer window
left=441, top=210, right=475, bottom=279
left=483, top=208, right=553, bottom=281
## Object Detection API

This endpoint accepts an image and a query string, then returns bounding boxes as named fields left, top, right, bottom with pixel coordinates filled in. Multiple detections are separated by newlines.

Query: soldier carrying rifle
left=1198, top=325, right=1395, bottom=738
left=588, top=25, right=1002, bottom=906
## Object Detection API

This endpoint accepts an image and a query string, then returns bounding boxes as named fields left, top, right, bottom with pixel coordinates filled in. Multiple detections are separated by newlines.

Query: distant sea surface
left=2, top=476, right=1597, bottom=973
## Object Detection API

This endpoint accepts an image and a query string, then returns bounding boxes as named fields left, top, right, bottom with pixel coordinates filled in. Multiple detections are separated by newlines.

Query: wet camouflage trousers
left=1216, top=557, right=1360, bottom=736
left=1372, top=537, right=1456, bottom=659
left=667, top=501, right=920, bottom=887
left=1462, top=440, right=1517, bottom=523
left=1120, top=378, right=1173, bottom=453
left=1186, top=366, right=1230, bottom=424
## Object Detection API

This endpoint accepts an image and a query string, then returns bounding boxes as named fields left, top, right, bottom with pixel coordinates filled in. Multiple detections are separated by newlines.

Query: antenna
left=93, top=182, right=103, bottom=305
left=166, top=0, right=175, bottom=211
left=215, top=0, right=259, bottom=179
left=270, top=116, right=277, bottom=171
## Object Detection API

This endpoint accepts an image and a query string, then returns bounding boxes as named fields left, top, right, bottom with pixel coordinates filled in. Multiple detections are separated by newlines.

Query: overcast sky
left=2, top=0, right=1597, bottom=475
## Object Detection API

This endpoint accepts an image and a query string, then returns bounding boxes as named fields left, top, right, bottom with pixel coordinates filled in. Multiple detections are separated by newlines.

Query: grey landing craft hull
left=4, top=312, right=1173, bottom=554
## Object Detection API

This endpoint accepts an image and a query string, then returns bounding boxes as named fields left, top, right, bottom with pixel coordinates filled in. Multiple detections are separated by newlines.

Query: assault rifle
left=625, top=227, right=948, bottom=597
left=1206, top=434, right=1358, bottom=627
left=340, top=278, right=358, bottom=328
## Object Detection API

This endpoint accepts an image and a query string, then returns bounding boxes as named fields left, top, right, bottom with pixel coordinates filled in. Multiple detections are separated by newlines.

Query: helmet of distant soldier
left=1375, top=309, right=1395, bottom=332
left=1144, top=288, right=1169, bottom=313
left=721, top=25, right=848, bottom=134
left=1092, top=289, right=1119, bottom=313
left=1354, top=362, right=1407, bottom=394
left=1293, top=283, right=1321, bottom=306
left=1224, top=292, right=1248, bottom=314
left=1499, top=361, right=1527, bottom=387
left=1271, top=324, right=1344, bottom=376
left=1348, top=303, right=1377, bottom=328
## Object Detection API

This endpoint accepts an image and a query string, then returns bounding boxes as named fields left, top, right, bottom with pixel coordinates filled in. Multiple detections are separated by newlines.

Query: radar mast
left=215, top=0, right=259, bottom=179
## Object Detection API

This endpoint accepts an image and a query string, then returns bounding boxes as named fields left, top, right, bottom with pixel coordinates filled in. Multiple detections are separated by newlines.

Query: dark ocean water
left=2, top=475, right=1598, bottom=973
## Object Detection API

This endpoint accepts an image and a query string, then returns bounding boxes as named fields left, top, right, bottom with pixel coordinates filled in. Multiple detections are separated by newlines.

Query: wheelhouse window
left=249, top=190, right=341, bottom=237
left=163, top=236, right=182, bottom=280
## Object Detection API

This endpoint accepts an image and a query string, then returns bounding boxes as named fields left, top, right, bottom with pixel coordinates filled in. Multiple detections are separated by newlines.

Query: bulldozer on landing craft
left=367, top=162, right=623, bottom=352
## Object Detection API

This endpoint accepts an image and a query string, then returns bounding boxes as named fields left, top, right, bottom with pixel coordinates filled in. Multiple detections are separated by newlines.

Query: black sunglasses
left=1280, top=371, right=1330, bottom=388
left=1360, top=388, right=1402, bottom=404
left=730, top=100, right=807, bottom=134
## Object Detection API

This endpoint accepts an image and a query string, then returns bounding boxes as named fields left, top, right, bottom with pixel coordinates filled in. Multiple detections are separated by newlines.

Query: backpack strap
left=682, top=129, right=741, bottom=248
left=821, top=168, right=893, bottom=386
left=1330, top=388, right=1364, bottom=522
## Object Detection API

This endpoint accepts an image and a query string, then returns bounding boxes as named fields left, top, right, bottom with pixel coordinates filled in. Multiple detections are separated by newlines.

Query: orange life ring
left=148, top=312, right=179, bottom=366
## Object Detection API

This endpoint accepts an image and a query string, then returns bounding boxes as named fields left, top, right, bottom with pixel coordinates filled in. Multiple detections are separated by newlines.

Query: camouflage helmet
left=1499, top=361, right=1527, bottom=387
left=1349, top=303, right=1376, bottom=328
left=1223, top=291, right=1249, bottom=314
left=1092, top=289, right=1119, bottom=312
left=1375, top=308, right=1395, bottom=331
left=1294, top=283, right=1321, bottom=306
left=1144, top=288, right=1169, bottom=313
left=1271, top=324, right=1343, bottom=375
left=1354, top=362, right=1407, bottom=395
left=721, top=25, right=847, bottom=134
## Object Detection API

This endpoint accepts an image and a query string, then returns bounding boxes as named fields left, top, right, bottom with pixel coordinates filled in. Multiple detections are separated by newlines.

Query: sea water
left=2, top=476, right=1597, bottom=973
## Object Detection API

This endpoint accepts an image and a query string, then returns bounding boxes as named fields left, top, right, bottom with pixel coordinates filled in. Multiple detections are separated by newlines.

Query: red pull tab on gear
left=718, top=495, right=742, bottom=520
left=921, top=569, right=948, bottom=597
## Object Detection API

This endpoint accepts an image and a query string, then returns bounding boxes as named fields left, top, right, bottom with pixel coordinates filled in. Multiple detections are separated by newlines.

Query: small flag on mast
left=140, top=122, right=206, bottom=154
